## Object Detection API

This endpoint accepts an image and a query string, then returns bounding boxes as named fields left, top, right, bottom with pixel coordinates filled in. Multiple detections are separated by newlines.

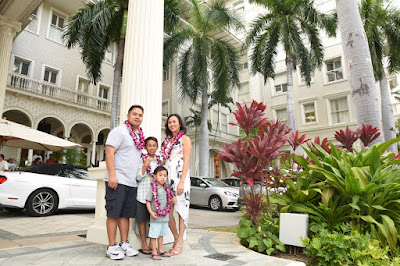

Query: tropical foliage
left=164, top=0, right=243, bottom=176
left=244, top=0, right=337, bottom=132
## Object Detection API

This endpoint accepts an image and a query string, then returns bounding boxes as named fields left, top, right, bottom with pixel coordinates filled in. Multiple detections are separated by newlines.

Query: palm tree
left=244, top=0, right=337, bottom=134
left=164, top=0, right=243, bottom=177
left=336, top=0, right=384, bottom=144
left=360, top=0, right=400, bottom=153
left=64, top=0, right=180, bottom=130
left=185, top=108, right=212, bottom=175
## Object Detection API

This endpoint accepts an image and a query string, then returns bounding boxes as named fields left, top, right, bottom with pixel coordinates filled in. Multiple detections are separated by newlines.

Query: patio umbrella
left=0, top=119, right=81, bottom=151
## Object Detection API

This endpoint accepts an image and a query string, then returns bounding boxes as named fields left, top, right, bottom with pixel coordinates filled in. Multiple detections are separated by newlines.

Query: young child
left=145, top=166, right=175, bottom=260
left=136, top=137, right=162, bottom=255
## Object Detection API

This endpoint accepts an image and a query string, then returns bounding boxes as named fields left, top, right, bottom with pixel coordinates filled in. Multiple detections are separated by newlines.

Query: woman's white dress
left=165, top=139, right=190, bottom=226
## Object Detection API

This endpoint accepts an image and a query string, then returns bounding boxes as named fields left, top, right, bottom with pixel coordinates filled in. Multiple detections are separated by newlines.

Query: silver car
left=190, top=176, right=240, bottom=211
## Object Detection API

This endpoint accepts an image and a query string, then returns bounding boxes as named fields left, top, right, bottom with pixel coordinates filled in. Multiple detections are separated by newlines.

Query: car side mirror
left=200, top=183, right=207, bottom=188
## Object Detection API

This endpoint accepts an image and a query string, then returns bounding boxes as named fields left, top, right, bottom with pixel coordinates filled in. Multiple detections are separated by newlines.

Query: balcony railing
left=7, top=73, right=112, bottom=112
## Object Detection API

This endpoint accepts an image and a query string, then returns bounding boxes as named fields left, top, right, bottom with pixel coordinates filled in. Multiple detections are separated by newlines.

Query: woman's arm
left=177, top=135, right=192, bottom=195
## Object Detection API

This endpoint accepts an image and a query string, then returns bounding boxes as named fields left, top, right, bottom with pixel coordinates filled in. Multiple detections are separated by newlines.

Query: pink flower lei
left=151, top=179, right=173, bottom=216
left=161, top=130, right=185, bottom=161
left=124, top=120, right=145, bottom=150
left=141, top=153, right=162, bottom=177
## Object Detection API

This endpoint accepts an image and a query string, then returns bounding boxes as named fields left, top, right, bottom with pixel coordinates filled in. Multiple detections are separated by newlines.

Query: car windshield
left=204, top=178, right=229, bottom=187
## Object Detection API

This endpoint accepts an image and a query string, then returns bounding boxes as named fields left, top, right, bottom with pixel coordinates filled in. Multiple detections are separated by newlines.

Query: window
left=233, top=0, right=244, bottom=15
left=162, top=101, right=169, bottom=117
left=26, top=9, right=39, bottom=33
left=163, top=69, right=170, bottom=81
left=330, top=97, right=350, bottom=124
left=240, top=61, right=248, bottom=70
left=221, top=113, right=228, bottom=132
left=98, top=85, right=109, bottom=99
left=275, top=108, right=287, bottom=122
left=326, top=59, right=343, bottom=82
left=43, top=68, right=58, bottom=84
left=77, top=77, right=90, bottom=94
left=48, top=11, right=65, bottom=43
left=274, top=73, right=287, bottom=94
left=104, top=45, right=115, bottom=64
left=13, top=58, right=30, bottom=76
left=303, top=102, right=316, bottom=123
left=239, top=82, right=249, bottom=94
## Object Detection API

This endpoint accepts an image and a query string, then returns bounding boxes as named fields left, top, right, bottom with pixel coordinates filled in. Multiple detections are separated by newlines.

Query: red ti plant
left=357, top=124, right=381, bottom=147
left=229, top=100, right=269, bottom=136
left=287, top=130, right=310, bottom=153
left=219, top=101, right=289, bottom=225
left=308, top=136, right=331, bottom=154
left=334, top=126, right=360, bottom=152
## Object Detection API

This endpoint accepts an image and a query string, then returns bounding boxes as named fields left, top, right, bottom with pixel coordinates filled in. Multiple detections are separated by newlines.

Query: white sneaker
left=120, top=241, right=139, bottom=257
left=106, top=243, right=125, bottom=260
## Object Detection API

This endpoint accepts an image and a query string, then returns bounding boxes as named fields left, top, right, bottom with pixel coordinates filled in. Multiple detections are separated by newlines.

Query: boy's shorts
left=148, top=222, right=169, bottom=238
left=105, top=182, right=137, bottom=218
left=136, top=201, right=150, bottom=222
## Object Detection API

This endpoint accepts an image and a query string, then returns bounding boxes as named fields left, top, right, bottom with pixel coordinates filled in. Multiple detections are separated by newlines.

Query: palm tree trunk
left=380, top=64, right=398, bottom=153
left=286, top=56, right=297, bottom=134
left=199, top=85, right=209, bottom=177
left=336, top=0, right=384, bottom=144
left=194, top=125, right=198, bottom=175
left=110, top=9, right=128, bottom=130
left=210, top=105, right=220, bottom=160
left=110, top=37, right=125, bottom=129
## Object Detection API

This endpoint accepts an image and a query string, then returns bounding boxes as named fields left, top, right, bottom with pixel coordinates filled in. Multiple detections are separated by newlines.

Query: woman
left=161, top=114, right=191, bottom=255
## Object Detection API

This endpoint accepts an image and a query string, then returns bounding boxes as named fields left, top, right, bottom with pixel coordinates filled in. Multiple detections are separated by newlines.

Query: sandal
left=151, top=254, right=162, bottom=260
left=139, top=248, right=152, bottom=255
left=170, top=241, right=184, bottom=255
left=159, top=251, right=172, bottom=257
left=168, top=240, right=177, bottom=253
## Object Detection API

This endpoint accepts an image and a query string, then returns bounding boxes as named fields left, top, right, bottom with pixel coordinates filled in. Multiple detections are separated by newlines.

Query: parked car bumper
left=221, top=195, right=239, bottom=209
left=0, top=193, right=25, bottom=208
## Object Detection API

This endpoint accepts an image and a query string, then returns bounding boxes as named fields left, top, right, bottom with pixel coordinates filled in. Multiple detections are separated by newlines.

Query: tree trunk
left=286, top=56, right=297, bottom=136
left=110, top=36, right=125, bottom=129
left=210, top=104, right=220, bottom=158
left=110, top=9, right=128, bottom=130
left=199, top=85, right=209, bottom=177
left=336, top=0, right=384, bottom=144
left=380, top=64, right=398, bottom=153
left=194, top=125, right=198, bottom=175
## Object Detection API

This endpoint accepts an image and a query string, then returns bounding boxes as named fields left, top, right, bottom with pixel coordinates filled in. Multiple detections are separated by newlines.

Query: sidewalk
left=0, top=229, right=304, bottom=265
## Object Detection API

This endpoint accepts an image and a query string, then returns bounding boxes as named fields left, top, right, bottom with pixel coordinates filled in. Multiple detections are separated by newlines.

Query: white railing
left=7, top=73, right=112, bottom=112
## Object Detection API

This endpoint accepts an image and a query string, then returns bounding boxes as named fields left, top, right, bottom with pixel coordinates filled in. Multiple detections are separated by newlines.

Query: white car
left=190, top=176, right=240, bottom=211
left=0, top=163, right=96, bottom=216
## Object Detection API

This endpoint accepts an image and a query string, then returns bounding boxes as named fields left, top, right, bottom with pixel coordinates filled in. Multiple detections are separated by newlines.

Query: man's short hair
left=0, top=154, right=4, bottom=159
left=128, top=105, right=144, bottom=114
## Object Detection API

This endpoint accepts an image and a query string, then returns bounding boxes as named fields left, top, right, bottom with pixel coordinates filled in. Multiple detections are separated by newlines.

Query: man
left=0, top=154, right=9, bottom=171
left=104, top=105, right=144, bottom=260
left=7, top=158, right=16, bottom=170
left=46, top=154, right=56, bottom=163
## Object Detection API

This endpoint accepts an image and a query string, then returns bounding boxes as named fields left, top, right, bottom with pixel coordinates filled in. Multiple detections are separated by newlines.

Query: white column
left=27, top=149, right=33, bottom=165
left=0, top=15, right=21, bottom=115
left=91, top=141, right=96, bottom=166
left=87, top=0, right=164, bottom=247
left=118, top=0, right=164, bottom=142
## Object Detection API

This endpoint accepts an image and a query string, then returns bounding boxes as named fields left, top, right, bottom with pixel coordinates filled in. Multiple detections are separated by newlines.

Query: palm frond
left=164, top=0, right=181, bottom=34
left=243, top=13, right=275, bottom=50
left=163, top=27, right=194, bottom=69
left=204, top=0, right=244, bottom=34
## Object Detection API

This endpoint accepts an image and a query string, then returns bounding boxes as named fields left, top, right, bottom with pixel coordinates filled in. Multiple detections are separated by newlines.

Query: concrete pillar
left=27, top=149, right=33, bottom=165
left=87, top=0, right=165, bottom=247
left=0, top=15, right=21, bottom=116
left=118, top=0, right=163, bottom=142
left=91, top=141, right=96, bottom=166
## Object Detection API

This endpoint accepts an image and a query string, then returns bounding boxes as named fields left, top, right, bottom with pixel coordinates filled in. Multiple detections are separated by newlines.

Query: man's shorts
left=148, top=222, right=169, bottom=238
left=136, top=201, right=150, bottom=222
left=105, top=182, right=137, bottom=218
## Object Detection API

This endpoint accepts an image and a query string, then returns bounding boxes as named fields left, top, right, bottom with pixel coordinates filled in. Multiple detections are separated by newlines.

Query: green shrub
left=237, top=213, right=285, bottom=255
left=272, top=139, right=400, bottom=252
left=302, top=224, right=399, bottom=266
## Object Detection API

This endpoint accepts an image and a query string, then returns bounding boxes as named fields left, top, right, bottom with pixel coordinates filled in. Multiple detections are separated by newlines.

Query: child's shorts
left=148, top=222, right=169, bottom=238
left=136, top=201, right=150, bottom=222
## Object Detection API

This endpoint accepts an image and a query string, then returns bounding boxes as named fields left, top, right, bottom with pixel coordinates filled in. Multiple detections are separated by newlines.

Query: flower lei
left=151, top=179, right=173, bottom=216
left=124, top=120, right=145, bottom=150
left=161, top=130, right=185, bottom=161
left=141, top=153, right=162, bottom=177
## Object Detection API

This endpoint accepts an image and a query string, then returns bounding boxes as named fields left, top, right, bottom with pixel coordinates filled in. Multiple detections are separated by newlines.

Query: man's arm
left=105, top=145, right=118, bottom=189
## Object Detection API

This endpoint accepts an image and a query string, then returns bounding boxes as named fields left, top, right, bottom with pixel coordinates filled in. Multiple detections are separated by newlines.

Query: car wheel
left=209, top=195, right=223, bottom=211
left=26, top=189, right=58, bottom=217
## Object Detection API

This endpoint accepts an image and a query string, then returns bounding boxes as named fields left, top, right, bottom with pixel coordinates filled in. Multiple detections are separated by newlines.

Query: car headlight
left=224, top=191, right=239, bottom=197
left=224, top=191, right=233, bottom=196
